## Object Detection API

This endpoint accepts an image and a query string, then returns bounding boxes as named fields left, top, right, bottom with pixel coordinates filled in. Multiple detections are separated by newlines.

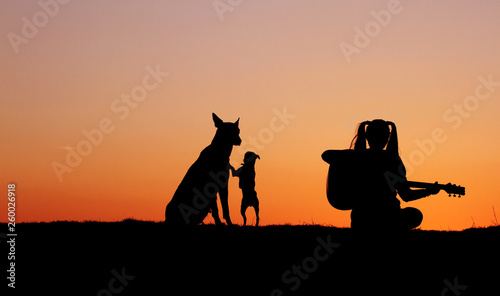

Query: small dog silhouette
left=230, top=152, right=260, bottom=226
left=165, top=113, right=241, bottom=226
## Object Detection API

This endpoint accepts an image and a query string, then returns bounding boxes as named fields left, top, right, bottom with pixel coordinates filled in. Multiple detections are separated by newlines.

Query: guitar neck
left=406, top=181, right=441, bottom=189
left=407, top=181, right=465, bottom=197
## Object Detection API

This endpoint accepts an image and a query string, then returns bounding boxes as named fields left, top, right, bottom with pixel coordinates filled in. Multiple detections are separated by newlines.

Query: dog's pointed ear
left=235, top=118, right=240, bottom=127
left=213, top=113, right=223, bottom=128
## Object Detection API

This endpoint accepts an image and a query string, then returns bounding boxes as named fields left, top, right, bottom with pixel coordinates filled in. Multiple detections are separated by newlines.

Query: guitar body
left=326, top=165, right=357, bottom=211
left=322, top=149, right=400, bottom=211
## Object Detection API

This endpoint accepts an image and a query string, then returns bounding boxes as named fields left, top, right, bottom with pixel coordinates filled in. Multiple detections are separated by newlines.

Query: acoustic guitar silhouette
left=322, top=149, right=465, bottom=211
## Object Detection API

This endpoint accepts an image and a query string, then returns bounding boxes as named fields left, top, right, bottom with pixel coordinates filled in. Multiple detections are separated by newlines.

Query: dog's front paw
left=224, top=218, right=233, bottom=226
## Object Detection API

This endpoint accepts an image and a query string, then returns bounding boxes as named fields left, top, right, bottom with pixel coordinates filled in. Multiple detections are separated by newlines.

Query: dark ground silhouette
left=5, top=221, right=499, bottom=295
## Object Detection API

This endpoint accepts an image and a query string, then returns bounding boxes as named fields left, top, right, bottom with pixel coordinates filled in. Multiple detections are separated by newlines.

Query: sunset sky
left=2, top=0, right=500, bottom=230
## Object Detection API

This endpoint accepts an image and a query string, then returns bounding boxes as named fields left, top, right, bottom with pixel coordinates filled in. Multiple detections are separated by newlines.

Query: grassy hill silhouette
left=4, top=220, right=499, bottom=295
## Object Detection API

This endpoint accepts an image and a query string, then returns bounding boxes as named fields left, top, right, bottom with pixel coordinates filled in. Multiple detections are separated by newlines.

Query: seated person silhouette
left=230, top=152, right=260, bottom=226
left=322, top=120, right=440, bottom=231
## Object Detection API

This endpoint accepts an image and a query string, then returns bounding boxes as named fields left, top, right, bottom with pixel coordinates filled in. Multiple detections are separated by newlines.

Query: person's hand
left=427, top=181, right=441, bottom=195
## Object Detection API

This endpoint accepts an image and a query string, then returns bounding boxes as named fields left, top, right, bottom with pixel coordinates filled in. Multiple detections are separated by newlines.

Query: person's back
left=351, top=150, right=402, bottom=211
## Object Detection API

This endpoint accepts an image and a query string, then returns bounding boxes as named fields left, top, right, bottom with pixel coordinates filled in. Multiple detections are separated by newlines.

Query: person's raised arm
left=397, top=181, right=441, bottom=202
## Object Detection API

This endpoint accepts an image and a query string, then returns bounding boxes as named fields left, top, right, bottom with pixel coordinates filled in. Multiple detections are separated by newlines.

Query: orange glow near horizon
left=2, top=1, right=500, bottom=230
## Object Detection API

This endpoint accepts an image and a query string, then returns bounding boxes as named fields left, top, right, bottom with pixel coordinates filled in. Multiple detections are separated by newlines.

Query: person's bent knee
left=402, top=207, right=423, bottom=229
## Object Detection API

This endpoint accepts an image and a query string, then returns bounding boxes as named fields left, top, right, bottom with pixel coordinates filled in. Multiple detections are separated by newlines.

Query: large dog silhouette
left=165, top=113, right=241, bottom=226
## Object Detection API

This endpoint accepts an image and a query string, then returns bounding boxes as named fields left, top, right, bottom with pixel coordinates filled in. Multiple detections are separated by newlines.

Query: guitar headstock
left=443, top=183, right=465, bottom=197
